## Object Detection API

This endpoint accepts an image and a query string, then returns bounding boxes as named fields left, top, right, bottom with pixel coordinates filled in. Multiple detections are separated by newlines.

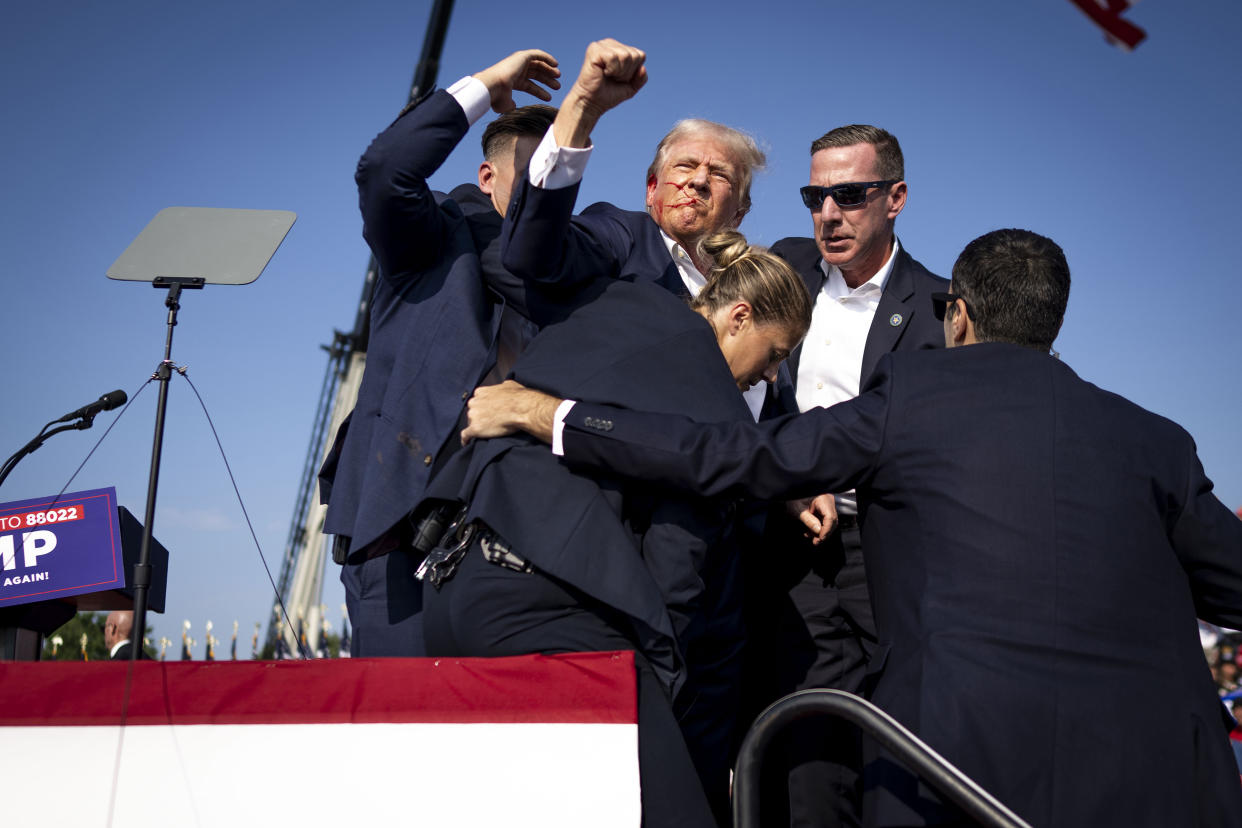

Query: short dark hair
left=480, top=104, right=557, bottom=161
left=950, top=229, right=1070, bottom=352
left=810, top=124, right=904, bottom=181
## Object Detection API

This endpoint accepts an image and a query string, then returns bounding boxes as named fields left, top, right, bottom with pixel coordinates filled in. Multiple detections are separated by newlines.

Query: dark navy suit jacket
left=556, top=343, right=1242, bottom=827
left=422, top=279, right=752, bottom=697
left=495, top=177, right=779, bottom=806
left=500, top=178, right=689, bottom=308
left=501, top=174, right=803, bottom=404
left=110, top=641, right=147, bottom=661
left=498, top=174, right=798, bottom=744
left=319, top=90, right=569, bottom=555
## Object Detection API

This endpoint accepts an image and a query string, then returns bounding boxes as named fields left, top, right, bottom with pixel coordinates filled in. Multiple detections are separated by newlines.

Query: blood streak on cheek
left=667, top=182, right=699, bottom=208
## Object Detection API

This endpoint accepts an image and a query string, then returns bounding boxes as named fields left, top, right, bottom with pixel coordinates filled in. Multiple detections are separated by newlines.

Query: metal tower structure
left=264, top=0, right=456, bottom=657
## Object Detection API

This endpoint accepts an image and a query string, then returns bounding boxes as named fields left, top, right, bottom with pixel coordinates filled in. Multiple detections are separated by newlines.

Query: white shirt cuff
left=446, top=76, right=491, bottom=126
left=551, top=399, right=577, bottom=456
left=528, top=127, right=593, bottom=189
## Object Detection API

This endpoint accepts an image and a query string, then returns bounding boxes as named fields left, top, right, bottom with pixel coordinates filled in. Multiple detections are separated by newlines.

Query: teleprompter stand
left=107, top=207, right=296, bottom=660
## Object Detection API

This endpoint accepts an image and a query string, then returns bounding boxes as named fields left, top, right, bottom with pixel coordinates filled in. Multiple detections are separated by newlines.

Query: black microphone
left=57, top=390, right=127, bottom=423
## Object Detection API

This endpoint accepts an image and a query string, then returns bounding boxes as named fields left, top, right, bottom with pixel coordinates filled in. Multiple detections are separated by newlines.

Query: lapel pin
left=889, top=313, right=903, bottom=327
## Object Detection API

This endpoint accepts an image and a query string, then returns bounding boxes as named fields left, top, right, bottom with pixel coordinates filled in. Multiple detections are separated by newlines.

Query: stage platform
left=0, top=652, right=640, bottom=827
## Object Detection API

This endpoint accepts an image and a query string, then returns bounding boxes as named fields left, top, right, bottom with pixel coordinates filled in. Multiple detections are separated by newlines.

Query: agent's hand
left=789, top=493, right=838, bottom=544
left=461, top=380, right=561, bottom=446
left=473, top=49, right=561, bottom=113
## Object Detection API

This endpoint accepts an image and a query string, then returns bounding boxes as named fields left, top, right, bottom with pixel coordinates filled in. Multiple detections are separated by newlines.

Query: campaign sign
left=0, top=487, right=124, bottom=608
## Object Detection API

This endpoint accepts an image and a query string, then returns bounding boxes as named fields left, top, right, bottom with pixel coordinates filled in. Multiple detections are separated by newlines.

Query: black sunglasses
left=800, top=180, right=899, bottom=210
left=931, top=291, right=975, bottom=322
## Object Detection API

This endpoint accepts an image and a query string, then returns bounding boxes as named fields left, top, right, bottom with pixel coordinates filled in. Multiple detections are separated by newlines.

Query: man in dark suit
left=759, top=125, right=949, bottom=827
left=462, top=229, right=1242, bottom=826
left=317, top=49, right=564, bottom=656
left=497, top=39, right=772, bottom=419
left=488, top=42, right=779, bottom=812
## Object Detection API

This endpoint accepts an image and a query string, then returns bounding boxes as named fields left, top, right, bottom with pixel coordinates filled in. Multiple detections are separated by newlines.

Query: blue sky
left=2, top=0, right=1239, bottom=654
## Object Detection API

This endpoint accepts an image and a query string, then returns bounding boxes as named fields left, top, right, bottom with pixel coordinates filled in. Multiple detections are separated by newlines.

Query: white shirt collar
left=658, top=229, right=708, bottom=295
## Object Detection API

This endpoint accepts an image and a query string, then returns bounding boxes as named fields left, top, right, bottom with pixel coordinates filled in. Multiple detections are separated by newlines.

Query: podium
left=0, top=504, right=168, bottom=660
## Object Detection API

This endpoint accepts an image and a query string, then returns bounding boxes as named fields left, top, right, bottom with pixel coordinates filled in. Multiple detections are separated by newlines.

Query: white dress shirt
left=795, top=239, right=901, bottom=514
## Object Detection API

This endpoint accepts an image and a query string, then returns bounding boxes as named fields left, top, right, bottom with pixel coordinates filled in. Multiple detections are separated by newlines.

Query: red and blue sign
left=0, top=487, right=125, bottom=608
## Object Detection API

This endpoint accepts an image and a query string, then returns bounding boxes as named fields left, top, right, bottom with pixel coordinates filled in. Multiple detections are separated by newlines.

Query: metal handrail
left=732, top=689, right=1032, bottom=828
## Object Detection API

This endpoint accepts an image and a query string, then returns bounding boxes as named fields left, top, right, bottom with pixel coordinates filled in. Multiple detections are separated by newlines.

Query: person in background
left=104, top=610, right=140, bottom=660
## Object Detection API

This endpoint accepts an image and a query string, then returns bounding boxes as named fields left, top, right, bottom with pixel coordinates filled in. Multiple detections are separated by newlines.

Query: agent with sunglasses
left=460, top=228, right=1242, bottom=827
left=752, top=125, right=949, bottom=828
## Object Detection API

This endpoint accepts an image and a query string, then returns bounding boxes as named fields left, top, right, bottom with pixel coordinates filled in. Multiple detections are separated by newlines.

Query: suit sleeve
left=1169, top=439, right=1242, bottom=628
left=355, top=90, right=469, bottom=280
left=500, top=176, right=637, bottom=287
left=560, top=360, right=895, bottom=502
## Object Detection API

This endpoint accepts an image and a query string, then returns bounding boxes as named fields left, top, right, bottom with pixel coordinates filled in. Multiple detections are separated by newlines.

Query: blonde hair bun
left=700, top=229, right=751, bottom=273
left=689, top=230, right=813, bottom=339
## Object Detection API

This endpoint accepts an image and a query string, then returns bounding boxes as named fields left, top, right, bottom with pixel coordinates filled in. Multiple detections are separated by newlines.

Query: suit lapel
left=659, top=259, right=691, bottom=298
left=861, top=248, right=918, bottom=384
left=635, top=218, right=693, bottom=298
